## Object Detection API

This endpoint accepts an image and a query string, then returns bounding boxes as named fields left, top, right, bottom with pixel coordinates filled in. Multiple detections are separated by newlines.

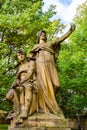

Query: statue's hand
left=70, top=23, right=76, bottom=32
left=11, top=79, right=20, bottom=89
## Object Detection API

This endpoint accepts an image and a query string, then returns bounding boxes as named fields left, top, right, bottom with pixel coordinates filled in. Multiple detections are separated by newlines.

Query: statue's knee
left=16, top=86, right=24, bottom=92
left=25, top=85, right=32, bottom=91
left=19, top=86, right=24, bottom=92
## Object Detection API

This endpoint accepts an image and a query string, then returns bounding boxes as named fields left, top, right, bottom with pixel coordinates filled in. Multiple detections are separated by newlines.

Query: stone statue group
left=6, top=24, right=76, bottom=124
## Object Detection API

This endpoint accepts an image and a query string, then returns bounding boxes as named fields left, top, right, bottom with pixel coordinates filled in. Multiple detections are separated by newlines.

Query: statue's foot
left=15, top=116, right=23, bottom=123
left=14, top=118, right=23, bottom=128
left=6, top=114, right=14, bottom=120
left=20, top=110, right=28, bottom=119
left=6, top=110, right=16, bottom=120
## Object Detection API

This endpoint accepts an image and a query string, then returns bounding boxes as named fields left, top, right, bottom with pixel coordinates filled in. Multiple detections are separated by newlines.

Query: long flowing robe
left=31, top=43, right=63, bottom=116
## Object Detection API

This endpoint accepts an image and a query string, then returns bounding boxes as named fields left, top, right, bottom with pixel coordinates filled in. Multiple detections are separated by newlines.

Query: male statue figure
left=6, top=50, right=38, bottom=121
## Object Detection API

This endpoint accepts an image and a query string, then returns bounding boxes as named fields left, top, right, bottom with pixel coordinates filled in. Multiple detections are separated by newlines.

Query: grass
left=0, top=124, right=8, bottom=130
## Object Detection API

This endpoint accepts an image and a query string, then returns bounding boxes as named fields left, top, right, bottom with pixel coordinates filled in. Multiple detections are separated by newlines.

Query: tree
left=56, top=0, right=87, bottom=117
left=0, top=0, right=64, bottom=111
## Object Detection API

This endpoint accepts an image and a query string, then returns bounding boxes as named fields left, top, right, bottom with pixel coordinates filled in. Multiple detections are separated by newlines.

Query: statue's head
left=36, top=30, right=47, bottom=43
left=16, top=50, right=26, bottom=62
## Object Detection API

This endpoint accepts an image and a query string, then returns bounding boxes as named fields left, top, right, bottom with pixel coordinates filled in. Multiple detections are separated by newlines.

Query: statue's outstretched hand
left=70, top=23, right=76, bottom=32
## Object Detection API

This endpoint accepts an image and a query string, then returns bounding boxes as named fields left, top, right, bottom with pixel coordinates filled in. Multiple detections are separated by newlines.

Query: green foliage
left=56, top=1, right=87, bottom=117
left=56, top=43, right=87, bottom=117
left=0, top=0, right=64, bottom=112
left=0, top=124, right=8, bottom=130
left=1, top=0, right=86, bottom=118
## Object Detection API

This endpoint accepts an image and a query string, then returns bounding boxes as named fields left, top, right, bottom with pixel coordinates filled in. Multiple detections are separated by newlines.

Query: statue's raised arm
left=51, top=23, right=76, bottom=45
left=51, top=23, right=76, bottom=61
left=58, top=23, right=76, bottom=43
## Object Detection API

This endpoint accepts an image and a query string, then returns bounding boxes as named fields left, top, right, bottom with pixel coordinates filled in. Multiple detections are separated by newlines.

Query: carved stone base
left=8, top=113, right=71, bottom=130
left=8, top=127, right=71, bottom=130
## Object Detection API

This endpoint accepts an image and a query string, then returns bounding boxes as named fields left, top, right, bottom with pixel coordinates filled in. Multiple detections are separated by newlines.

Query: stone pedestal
left=8, top=127, right=71, bottom=130
left=8, top=113, right=71, bottom=130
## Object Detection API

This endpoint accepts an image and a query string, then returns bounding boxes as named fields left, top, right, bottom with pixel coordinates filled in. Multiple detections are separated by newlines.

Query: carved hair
left=36, top=30, right=47, bottom=43
left=16, top=50, right=26, bottom=60
left=16, top=50, right=26, bottom=56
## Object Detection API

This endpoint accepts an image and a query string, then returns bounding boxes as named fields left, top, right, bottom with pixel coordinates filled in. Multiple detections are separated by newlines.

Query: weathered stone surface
left=8, top=126, right=71, bottom=130
left=8, top=113, right=71, bottom=130
left=27, top=113, right=68, bottom=127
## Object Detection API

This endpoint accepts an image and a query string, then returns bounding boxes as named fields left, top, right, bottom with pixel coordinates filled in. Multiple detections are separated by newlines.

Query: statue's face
left=40, top=32, right=46, bottom=41
left=16, top=53, right=25, bottom=62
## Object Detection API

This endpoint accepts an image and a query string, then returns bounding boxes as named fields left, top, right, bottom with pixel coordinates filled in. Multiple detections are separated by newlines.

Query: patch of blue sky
left=59, top=0, right=72, bottom=6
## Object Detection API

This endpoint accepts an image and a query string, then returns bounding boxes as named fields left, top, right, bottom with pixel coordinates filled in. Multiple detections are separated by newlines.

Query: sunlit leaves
left=0, top=0, right=63, bottom=111
left=56, top=0, right=87, bottom=117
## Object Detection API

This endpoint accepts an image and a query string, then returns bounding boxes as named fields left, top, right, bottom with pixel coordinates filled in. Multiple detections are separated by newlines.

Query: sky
left=43, top=0, right=86, bottom=24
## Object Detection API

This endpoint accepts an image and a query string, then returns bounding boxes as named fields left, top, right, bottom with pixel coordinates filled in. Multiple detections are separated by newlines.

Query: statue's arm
left=20, top=61, right=35, bottom=84
left=58, top=23, right=76, bottom=43
left=50, top=23, right=76, bottom=46
left=20, top=71, right=33, bottom=84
